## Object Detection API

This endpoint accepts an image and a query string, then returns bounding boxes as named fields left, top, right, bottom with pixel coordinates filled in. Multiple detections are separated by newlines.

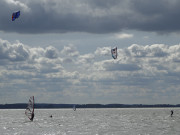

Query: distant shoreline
left=0, top=103, right=180, bottom=109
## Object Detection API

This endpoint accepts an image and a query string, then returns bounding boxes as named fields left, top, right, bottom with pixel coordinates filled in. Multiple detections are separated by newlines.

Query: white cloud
left=0, top=39, right=29, bottom=62
left=1, top=38, right=180, bottom=104
left=45, top=46, right=58, bottom=59
left=115, top=33, right=134, bottom=39
left=95, top=47, right=110, bottom=56
left=5, top=0, right=30, bottom=12
left=78, top=53, right=95, bottom=64
left=61, top=44, right=79, bottom=57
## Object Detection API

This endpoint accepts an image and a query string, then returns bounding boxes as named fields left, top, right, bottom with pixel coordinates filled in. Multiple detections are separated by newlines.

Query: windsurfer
left=25, top=96, right=35, bottom=121
left=30, top=112, right=34, bottom=121
left=171, top=110, right=173, bottom=117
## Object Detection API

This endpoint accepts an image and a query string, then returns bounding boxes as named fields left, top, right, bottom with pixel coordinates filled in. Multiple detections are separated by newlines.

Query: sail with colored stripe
left=25, top=96, right=34, bottom=120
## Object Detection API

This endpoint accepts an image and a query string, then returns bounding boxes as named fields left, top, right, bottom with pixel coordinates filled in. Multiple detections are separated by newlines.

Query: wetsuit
left=171, top=110, right=173, bottom=117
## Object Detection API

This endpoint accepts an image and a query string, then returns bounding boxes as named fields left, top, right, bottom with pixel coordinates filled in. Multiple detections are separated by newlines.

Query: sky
left=0, top=0, right=180, bottom=104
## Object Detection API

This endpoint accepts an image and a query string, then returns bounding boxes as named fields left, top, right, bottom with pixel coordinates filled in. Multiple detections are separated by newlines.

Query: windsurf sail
left=73, top=104, right=76, bottom=111
left=25, top=96, right=34, bottom=120
left=111, top=47, right=117, bottom=59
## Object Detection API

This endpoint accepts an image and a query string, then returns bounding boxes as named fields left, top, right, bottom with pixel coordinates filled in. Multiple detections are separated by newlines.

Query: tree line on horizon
left=0, top=103, right=180, bottom=109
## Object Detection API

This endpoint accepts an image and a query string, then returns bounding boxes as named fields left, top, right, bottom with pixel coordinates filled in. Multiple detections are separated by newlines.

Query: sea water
left=0, top=108, right=180, bottom=135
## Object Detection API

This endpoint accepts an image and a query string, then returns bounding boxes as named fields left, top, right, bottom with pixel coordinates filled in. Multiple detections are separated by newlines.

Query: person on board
left=30, top=112, right=34, bottom=121
left=171, top=110, right=173, bottom=117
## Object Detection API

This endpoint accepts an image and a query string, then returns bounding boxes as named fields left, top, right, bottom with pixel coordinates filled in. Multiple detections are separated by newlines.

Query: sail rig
left=25, top=96, right=34, bottom=120
left=73, top=104, right=76, bottom=111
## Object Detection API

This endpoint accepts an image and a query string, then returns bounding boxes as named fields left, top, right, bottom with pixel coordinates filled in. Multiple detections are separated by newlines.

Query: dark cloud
left=1, top=0, right=180, bottom=34
left=129, top=0, right=180, bottom=32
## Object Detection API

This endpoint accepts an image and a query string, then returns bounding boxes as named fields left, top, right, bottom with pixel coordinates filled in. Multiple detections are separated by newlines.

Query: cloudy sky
left=0, top=0, right=180, bottom=104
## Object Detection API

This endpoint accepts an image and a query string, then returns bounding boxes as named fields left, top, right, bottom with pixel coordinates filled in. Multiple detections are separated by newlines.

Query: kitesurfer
left=30, top=112, right=34, bottom=121
left=171, top=110, right=173, bottom=117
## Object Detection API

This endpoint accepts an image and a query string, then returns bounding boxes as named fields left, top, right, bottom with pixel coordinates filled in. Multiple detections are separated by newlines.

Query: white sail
left=25, top=96, right=34, bottom=120
left=73, top=105, right=76, bottom=111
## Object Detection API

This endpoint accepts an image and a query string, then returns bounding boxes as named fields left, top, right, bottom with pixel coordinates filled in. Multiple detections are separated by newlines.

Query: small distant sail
left=12, top=11, right=20, bottom=21
left=111, top=47, right=117, bottom=59
left=25, top=96, right=34, bottom=120
left=73, top=105, right=76, bottom=111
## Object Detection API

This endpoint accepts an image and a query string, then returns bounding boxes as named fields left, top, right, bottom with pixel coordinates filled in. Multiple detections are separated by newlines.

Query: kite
left=111, top=47, right=117, bottom=59
left=12, top=11, right=20, bottom=21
